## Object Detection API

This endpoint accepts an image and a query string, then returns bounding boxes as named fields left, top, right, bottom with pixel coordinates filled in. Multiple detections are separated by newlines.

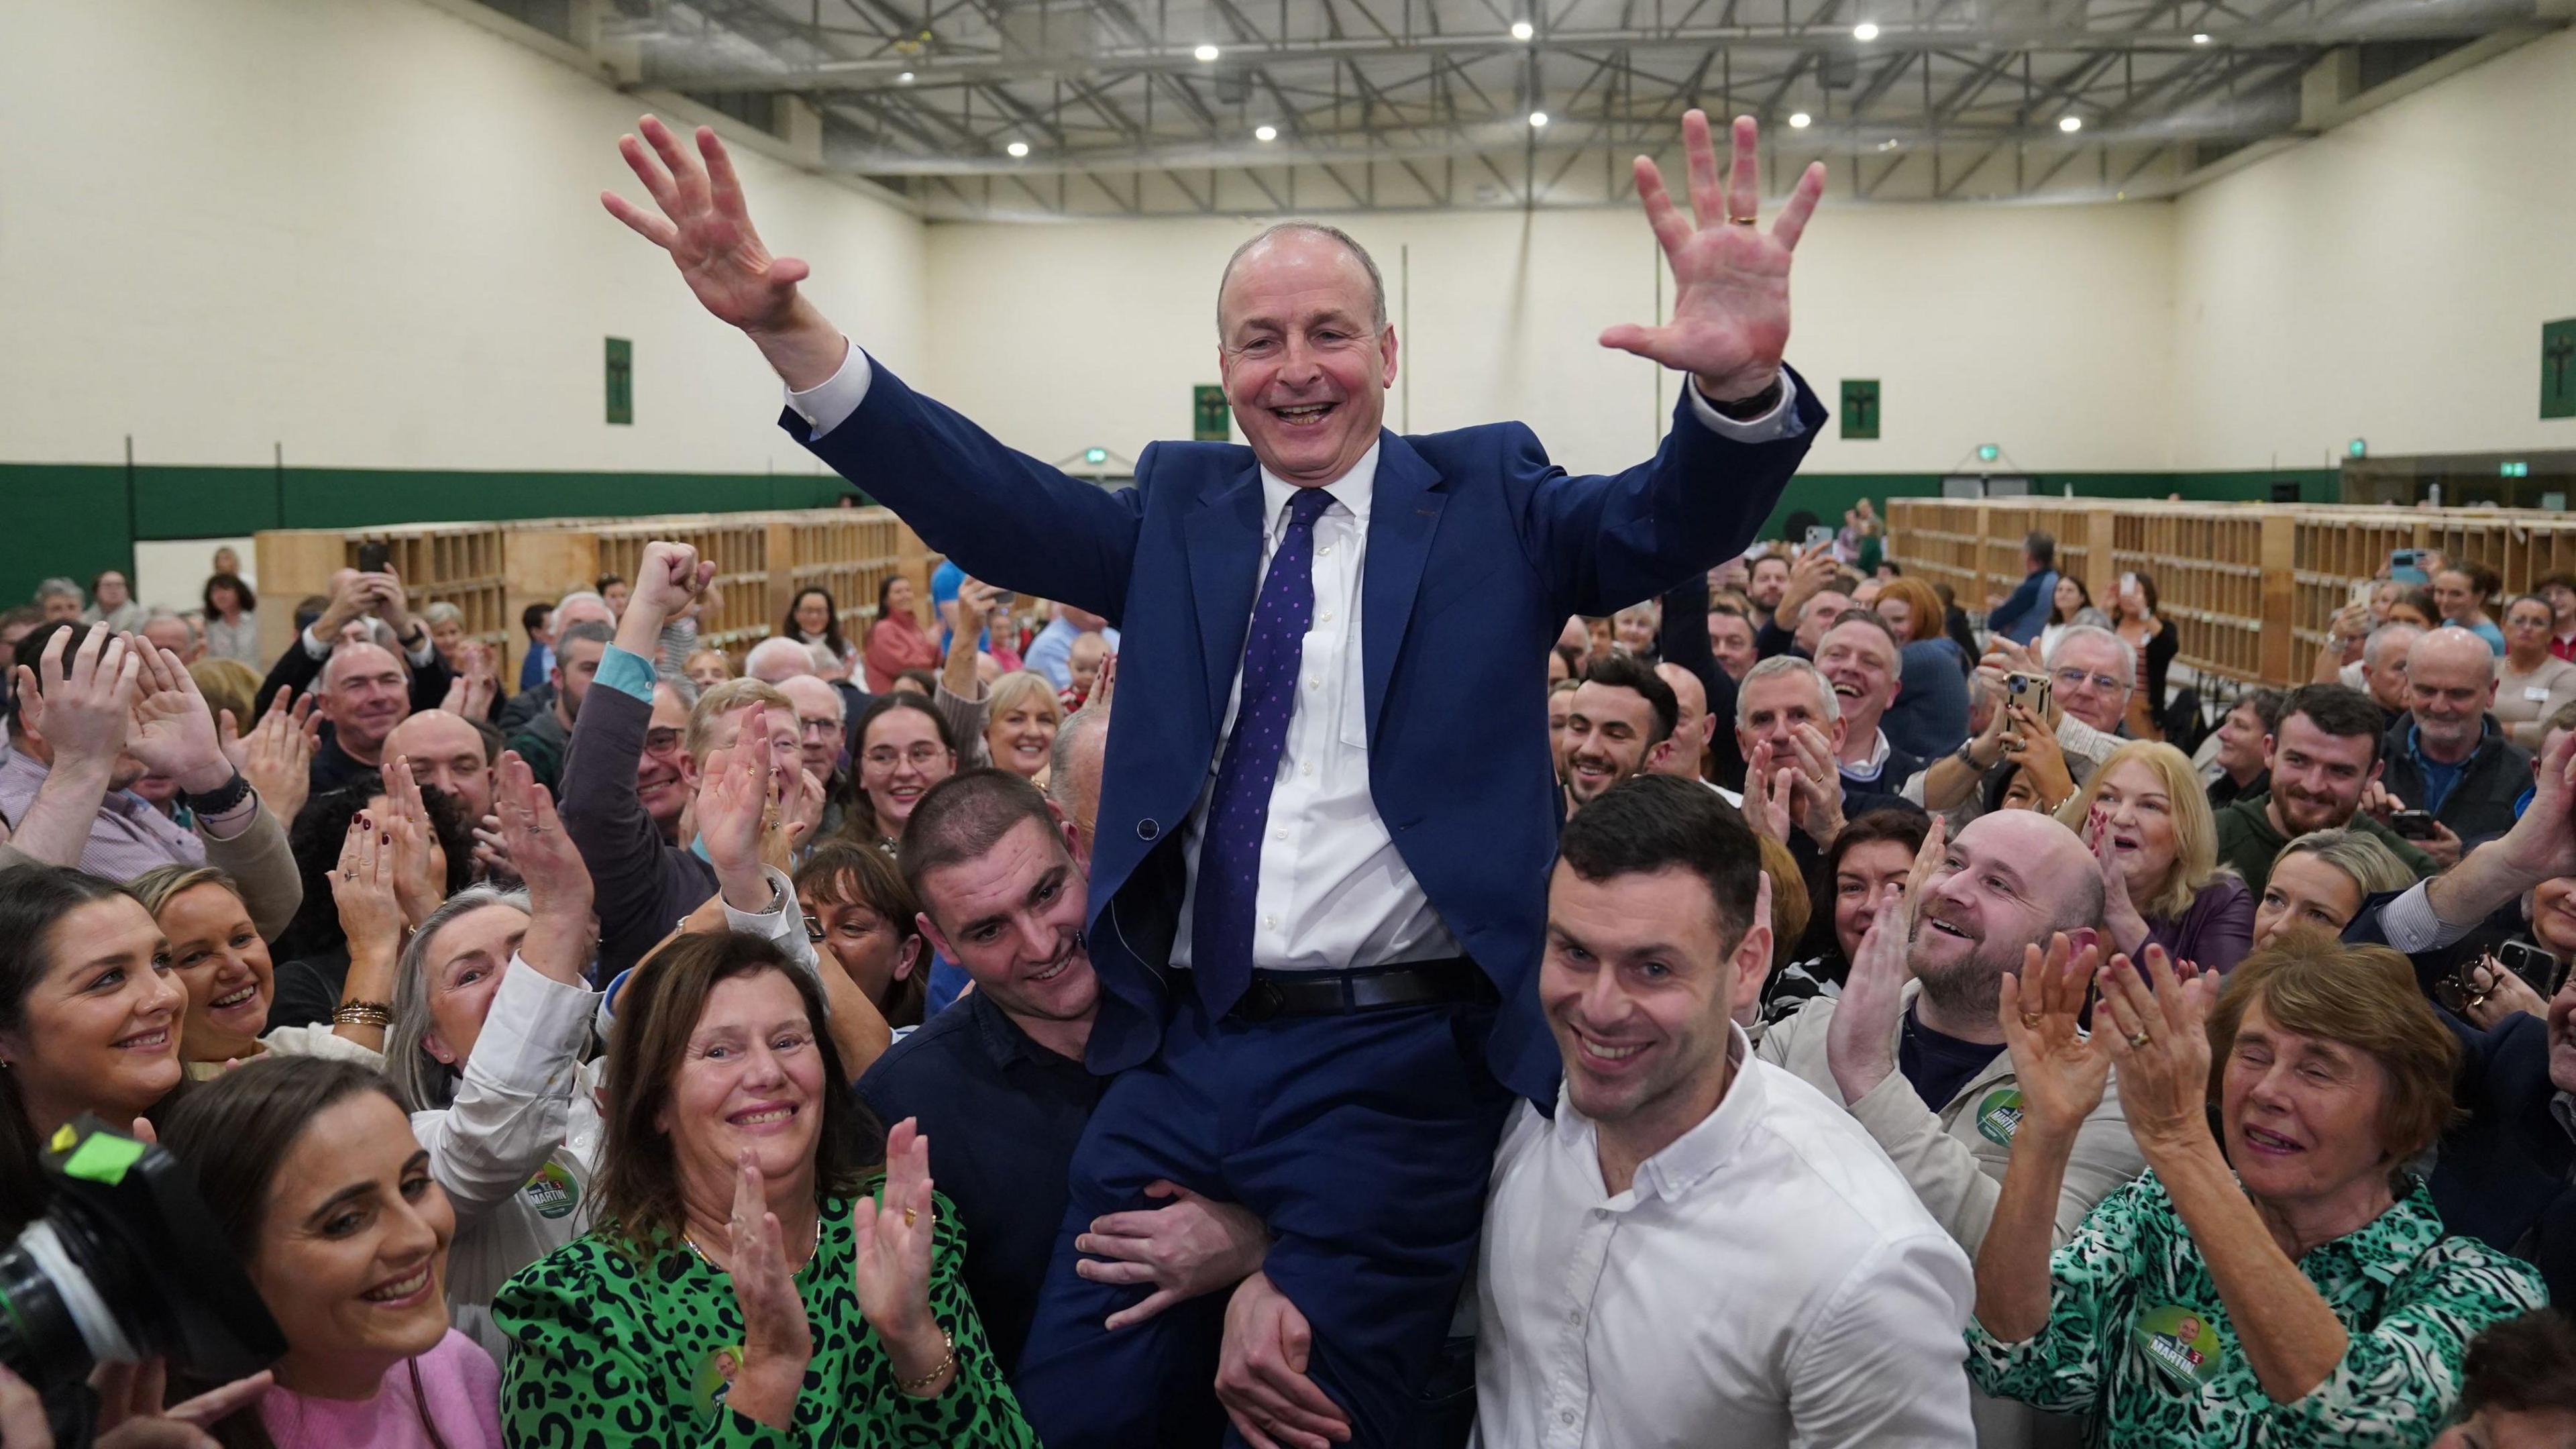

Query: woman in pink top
left=163, top=1056, right=501, bottom=1448
left=861, top=575, right=939, bottom=692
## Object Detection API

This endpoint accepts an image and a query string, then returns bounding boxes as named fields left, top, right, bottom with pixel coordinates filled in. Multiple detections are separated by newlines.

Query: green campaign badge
left=1975, top=1088, right=2025, bottom=1146
left=522, top=1161, right=579, bottom=1221
left=691, top=1344, right=745, bottom=1419
left=2132, top=1303, right=2222, bottom=1390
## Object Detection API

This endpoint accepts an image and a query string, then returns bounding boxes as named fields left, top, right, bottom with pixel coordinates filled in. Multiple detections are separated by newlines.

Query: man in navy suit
left=607, top=109, right=1829, bottom=1446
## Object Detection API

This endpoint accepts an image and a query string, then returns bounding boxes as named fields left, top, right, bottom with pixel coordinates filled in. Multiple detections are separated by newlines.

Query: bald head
left=385, top=708, right=493, bottom=819
left=1909, top=808, right=2103, bottom=1024
left=1651, top=662, right=1712, bottom=780
left=321, top=641, right=409, bottom=762
left=1218, top=222, right=1387, bottom=334
left=745, top=635, right=819, bottom=684
left=1049, top=705, right=1112, bottom=871
left=2408, top=625, right=2499, bottom=757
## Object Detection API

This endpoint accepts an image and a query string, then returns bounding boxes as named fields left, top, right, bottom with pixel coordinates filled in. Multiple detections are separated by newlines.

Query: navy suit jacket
left=789, top=362, right=1824, bottom=1105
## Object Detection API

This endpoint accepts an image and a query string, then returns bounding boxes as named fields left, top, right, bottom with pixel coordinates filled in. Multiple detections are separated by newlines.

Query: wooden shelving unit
left=257, top=507, right=937, bottom=683
left=1889, top=497, right=2576, bottom=686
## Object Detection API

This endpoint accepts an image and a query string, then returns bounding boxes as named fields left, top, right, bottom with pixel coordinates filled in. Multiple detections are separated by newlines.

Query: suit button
left=1138, top=818, right=1161, bottom=841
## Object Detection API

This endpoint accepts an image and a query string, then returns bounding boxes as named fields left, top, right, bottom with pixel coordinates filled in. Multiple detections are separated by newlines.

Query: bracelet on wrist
left=332, top=1000, right=393, bottom=1029
left=180, top=771, right=254, bottom=816
left=894, top=1326, right=956, bottom=1395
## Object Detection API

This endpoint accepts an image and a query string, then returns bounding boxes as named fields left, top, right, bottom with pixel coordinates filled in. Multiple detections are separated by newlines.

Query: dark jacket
left=2433, top=1011, right=2576, bottom=1307
left=558, top=680, right=714, bottom=983
left=2379, top=716, right=2532, bottom=846
left=2211, top=792, right=2436, bottom=894
left=254, top=627, right=453, bottom=718
left=1883, top=639, right=1970, bottom=764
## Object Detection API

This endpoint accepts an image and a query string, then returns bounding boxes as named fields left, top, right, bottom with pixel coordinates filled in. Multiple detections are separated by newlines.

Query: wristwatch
left=1705, top=374, right=1786, bottom=422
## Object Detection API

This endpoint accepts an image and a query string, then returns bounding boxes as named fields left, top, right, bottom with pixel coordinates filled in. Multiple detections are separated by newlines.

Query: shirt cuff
left=1686, top=371, right=1803, bottom=442
left=2375, top=880, right=2472, bottom=954
left=195, top=794, right=260, bottom=843
left=594, top=644, right=658, bottom=704
left=403, top=631, right=436, bottom=668
left=720, top=867, right=800, bottom=935
left=784, top=339, right=869, bottom=439
left=301, top=624, right=330, bottom=660
left=459, top=957, right=600, bottom=1097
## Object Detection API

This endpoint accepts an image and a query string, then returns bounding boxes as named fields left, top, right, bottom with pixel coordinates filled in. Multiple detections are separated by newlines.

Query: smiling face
left=777, top=676, right=846, bottom=784
left=2407, top=630, right=2497, bottom=758
left=985, top=692, right=1061, bottom=782
left=160, top=883, right=274, bottom=1064
left=1541, top=862, right=1764, bottom=1134
left=2265, top=712, right=2381, bottom=835
left=794, top=591, right=833, bottom=638
left=1, top=896, right=183, bottom=1134
left=1831, top=837, right=1917, bottom=962
left=1814, top=621, right=1899, bottom=741
left=2529, top=877, right=2576, bottom=961
left=802, top=881, right=918, bottom=1012
left=1707, top=612, right=1757, bottom=680
left=1733, top=667, right=1844, bottom=775
left=1612, top=606, right=1658, bottom=655
left=415, top=902, right=528, bottom=1070
left=386, top=710, right=492, bottom=822
left=429, top=618, right=464, bottom=663
left=2254, top=853, right=2366, bottom=949
left=916, top=816, right=1098, bottom=1034
left=2434, top=570, right=2484, bottom=624
left=662, top=969, right=828, bottom=1201
left=322, top=643, right=409, bottom=757
left=2214, top=701, right=2269, bottom=780
left=1217, top=229, right=1394, bottom=486
left=1910, top=811, right=2094, bottom=1004
left=2087, top=759, right=2179, bottom=902
left=2219, top=998, right=2396, bottom=1208
left=859, top=708, right=956, bottom=836
left=1874, top=596, right=1913, bottom=642
left=638, top=685, right=698, bottom=831
left=2049, top=631, right=2133, bottom=734
left=250, top=1093, right=455, bottom=1393
left=1559, top=682, right=1662, bottom=807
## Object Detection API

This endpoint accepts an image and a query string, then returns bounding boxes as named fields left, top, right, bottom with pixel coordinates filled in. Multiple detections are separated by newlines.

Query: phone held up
left=356, top=541, right=390, bottom=575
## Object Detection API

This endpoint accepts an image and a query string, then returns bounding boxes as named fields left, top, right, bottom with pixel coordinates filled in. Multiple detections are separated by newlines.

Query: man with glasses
left=776, top=672, right=852, bottom=837
left=1909, top=625, right=2135, bottom=818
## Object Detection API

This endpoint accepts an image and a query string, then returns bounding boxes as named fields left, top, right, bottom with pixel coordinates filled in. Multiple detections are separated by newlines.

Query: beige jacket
left=1759, top=983, right=2144, bottom=1449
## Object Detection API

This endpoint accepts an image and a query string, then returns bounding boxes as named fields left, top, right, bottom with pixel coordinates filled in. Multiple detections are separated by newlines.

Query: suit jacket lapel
left=1186, top=462, right=1267, bottom=732
left=1362, top=432, right=1446, bottom=743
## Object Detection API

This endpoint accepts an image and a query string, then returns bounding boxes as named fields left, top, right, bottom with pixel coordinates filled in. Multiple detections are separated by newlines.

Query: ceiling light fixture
left=1788, top=111, right=1813, bottom=128
left=1006, top=140, right=1030, bottom=157
left=2058, top=115, right=2083, bottom=132
left=1511, top=19, right=1535, bottom=38
left=2192, top=30, right=2211, bottom=41
left=1852, top=21, right=1880, bottom=40
left=1194, top=42, right=1220, bottom=60
left=1255, top=123, right=1278, bottom=141
left=1529, top=111, right=1550, bottom=127
left=896, top=70, right=915, bottom=82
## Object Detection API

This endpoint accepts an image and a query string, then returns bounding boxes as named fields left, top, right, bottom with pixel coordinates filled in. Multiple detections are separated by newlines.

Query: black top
left=1898, top=1004, right=2004, bottom=1109
left=2206, top=767, right=2268, bottom=810
left=266, top=947, right=351, bottom=1032
left=855, top=990, right=1104, bottom=1373
left=307, top=731, right=378, bottom=798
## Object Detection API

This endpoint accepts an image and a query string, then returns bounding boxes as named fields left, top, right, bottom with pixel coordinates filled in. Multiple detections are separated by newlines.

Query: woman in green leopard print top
left=492, top=928, right=1034, bottom=1448
left=1971, top=937, right=2544, bottom=1448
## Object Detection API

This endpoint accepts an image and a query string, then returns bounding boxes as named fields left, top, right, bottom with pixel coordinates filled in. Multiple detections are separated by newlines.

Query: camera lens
left=0, top=1227, right=89, bottom=1393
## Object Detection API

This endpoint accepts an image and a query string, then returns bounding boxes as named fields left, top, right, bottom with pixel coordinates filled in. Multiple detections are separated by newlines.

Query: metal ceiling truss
left=568, top=0, right=2553, bottom=215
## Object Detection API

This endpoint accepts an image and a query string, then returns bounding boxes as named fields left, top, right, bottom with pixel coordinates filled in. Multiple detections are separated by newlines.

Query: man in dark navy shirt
left=857, top=769, right=1267, bottom=1385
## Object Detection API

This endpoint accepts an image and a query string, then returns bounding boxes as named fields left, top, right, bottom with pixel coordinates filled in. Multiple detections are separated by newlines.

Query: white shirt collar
left=1839, top=728, right=1892, bottom=780
left=1552, top=1020, right=1761, bottom=1206
left=1258, top=441, right=1380, bottom=531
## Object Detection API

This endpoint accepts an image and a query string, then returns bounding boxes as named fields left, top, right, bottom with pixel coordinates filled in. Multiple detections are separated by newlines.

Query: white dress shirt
left=1472, top=1023, right=1977, bottom=1448
left=791, top=341, right=1804, bottom=973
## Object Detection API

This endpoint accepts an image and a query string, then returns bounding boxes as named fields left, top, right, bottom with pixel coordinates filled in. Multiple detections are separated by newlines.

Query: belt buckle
left=1237, top=978, right=1287, bottom=1022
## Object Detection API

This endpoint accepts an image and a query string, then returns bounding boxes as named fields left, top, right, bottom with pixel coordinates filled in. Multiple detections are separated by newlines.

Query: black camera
left=0, top=1116, right=282, bottom=1440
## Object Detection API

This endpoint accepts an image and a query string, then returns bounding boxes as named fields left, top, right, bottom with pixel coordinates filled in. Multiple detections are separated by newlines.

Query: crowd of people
left=3, top=107, right=2573, bottom=1449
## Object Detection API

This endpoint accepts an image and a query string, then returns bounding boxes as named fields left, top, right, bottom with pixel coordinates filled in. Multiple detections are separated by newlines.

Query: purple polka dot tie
left=1194, top=487, right=1335, bottom=1016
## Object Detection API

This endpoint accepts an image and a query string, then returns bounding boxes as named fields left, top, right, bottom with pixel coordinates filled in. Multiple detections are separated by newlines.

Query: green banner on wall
left=606, top=337, right=633, bottom=426
left=2544, top=319, right=2576, bottom=420
left=1193, top=384, right=1230, bottom=441
left=1840, top=378, right=1880, bottom=439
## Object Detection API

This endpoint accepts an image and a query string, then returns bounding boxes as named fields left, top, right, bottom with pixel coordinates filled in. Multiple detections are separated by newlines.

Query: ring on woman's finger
left=2127, top=1029, right=2151, bottom=1049
left=902, top=1206, right=918, bottom=1228
left=2020, top=1012, right=2045, bottom=1029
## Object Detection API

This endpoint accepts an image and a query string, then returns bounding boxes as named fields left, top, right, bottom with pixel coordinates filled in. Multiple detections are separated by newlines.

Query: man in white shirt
left=1479, top=774, right=1975, bottom=1446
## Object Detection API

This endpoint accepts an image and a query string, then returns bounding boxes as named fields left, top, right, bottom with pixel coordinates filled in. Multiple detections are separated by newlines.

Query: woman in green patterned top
left=1971, top=932, right=2546, bottom=1447
left=492, top=928, right=1035, bottom=1448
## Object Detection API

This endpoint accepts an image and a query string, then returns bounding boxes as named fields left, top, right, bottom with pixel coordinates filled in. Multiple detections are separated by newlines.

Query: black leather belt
left=1227, top=957, right=1493, bottom=1022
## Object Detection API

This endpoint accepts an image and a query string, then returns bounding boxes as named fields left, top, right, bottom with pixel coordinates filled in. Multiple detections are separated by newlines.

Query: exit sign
left=2502, top=461, right=2530, bottom=478
left=2348, top=438, right=2368, bottom=459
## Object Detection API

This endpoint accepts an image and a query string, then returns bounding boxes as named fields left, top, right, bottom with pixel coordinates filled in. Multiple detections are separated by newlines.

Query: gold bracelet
left=894, top=1326, right=955, bottom=1395
left=333, top=1000, right=393, bottom=1028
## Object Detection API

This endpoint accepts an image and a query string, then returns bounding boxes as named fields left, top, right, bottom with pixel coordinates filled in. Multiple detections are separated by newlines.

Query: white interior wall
left=0, top=0, right=926, bottom=475
left=920, top=201, right=2178, bottom=477
left=2169, top=28, right=2576, bottom=472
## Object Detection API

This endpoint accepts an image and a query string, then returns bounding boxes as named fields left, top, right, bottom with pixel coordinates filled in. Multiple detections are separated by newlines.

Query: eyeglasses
left=642, top=728, right=685, bottom=757
left=865, top=745, right=949, bottom=769
left=801, top=912, right=827, bottom=943
left=2052, top=667, right=2127, bottom=694
left=798, top=716, right=841, bottom=737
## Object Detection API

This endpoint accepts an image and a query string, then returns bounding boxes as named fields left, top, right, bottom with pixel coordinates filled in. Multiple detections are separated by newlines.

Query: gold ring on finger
left=2020, top=1012, right=2044, bottom=1029
left=902, top=1206, right=918, bottom=1228
left=2127, top=1029, right=2151, bottom=1049
left=1728, top=214, right=1758, bottom=225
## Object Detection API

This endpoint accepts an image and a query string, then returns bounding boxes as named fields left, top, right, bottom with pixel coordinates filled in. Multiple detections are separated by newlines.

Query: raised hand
left=2093, top=831, right=2150, bottom=958
left=627, top=540, right=715, bottom=632
left=126, top=638, right=232, bottom=796
left=723, top=1152, right=814, bottom=1430
left=494, top=751, right=594, bottom=983
left=1826, top=894, right=1911, bottom=1104
left=366, top=567, right=415, bottom=637
left=1216, top=1273, right=1350, bottom=1449
left=380, top=757, right=446, bottom=927
left=1996, top=933, right=2110, bottom=1140
left=1743, top=755, right=1796, bottom=845
left=229, top=690, right=315, bottom=827
left=606, top=117, right=811, bottom=339
left=2002, top=704, right=2073, bottom=810
left=1077, top=1180, right=1272, bottom=1331
left=851, top=1119, right=953, bottom=1394
left=695, top=727, right=771, bottom=907
left=2098, top=945, right=2219, bottom=1161
left=1089, top=649, right=1119, bottom=714
left=16, top=625, right=137, bottom=772
left=1785, top=722, right=1846, bottom=847
left=1599, top=111, right=1826, bottom=402
left=331, top=812, right=405, bottom=971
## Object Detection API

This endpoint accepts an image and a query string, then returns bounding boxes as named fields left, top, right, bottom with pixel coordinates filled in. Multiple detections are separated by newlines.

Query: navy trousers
left=1014, top=990, right=1515, bottom=1448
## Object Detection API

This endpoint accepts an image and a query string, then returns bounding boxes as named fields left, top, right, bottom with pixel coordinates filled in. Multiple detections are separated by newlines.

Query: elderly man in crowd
left=502, top=619, right=610, bottom=794
left=1813, top=611, right=1921, bottom=798
left=138, top=610, right=202, bottom=665
left=2213, top=682, right=2435, bottom=891
left=2373, top=625, right=2531, bottom=862
left=1558, top=653, right=1680, bottom=816
left=1049, top=702, right=1111, bottom=868
left=1024, top=602, right=1122, bottom=692
left=0, top=624, right=300, bottom=933
left=498, top=588, right=613, bottom=731
left=1474, top=776, right=1975, bottom=1444
left=384, top=705, right=511, bottom=883
left=1760, top=808, right=2139, bottom=1447
left=308, top=640, right=412, bottom=795
left=1734, top=656, right=1852, bottom=857
left=32, top=578, right=84, bottom=624
left=775, top=672, right=851, bottom=835
left=1652, top=661, right=1717, bottom=784
left=1911, top=624, right=2133, bottom=820
left=2351, top=620, right=2424, bottom=729
left=253, top=565, right=452, bottom=718
left=859, top=769, right=1266, bottom=1399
